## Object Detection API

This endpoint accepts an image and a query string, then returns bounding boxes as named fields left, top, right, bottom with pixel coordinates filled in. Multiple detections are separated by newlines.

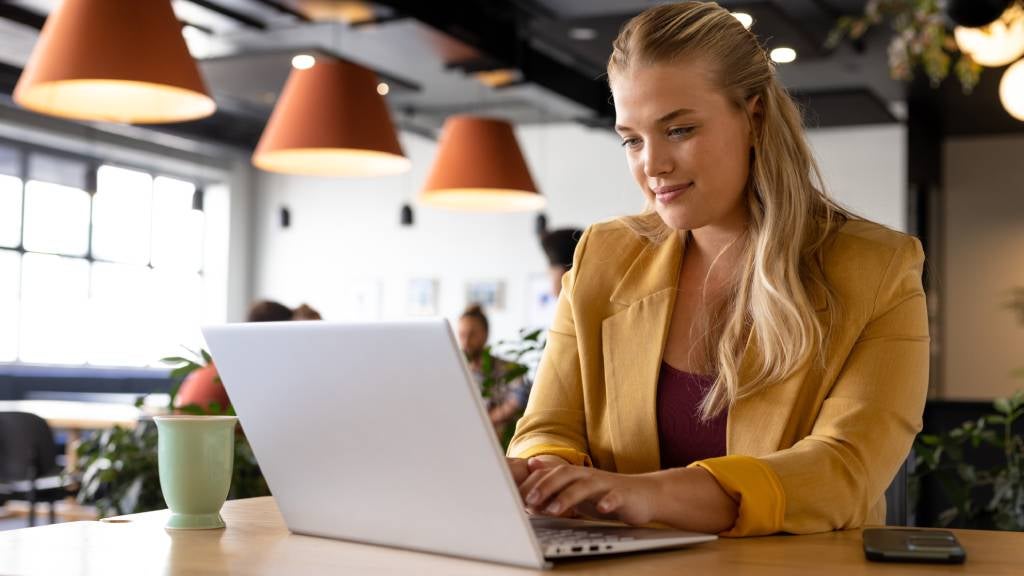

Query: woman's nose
left=642, top=141, right=673, bottom=178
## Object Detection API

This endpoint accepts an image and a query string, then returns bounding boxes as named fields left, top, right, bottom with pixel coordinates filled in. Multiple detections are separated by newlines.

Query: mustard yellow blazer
left=507, top=218, right=929, bottom=536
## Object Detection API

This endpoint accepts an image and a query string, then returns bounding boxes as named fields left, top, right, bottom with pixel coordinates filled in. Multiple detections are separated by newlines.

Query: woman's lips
left=653, top=182, right=693, bottom=204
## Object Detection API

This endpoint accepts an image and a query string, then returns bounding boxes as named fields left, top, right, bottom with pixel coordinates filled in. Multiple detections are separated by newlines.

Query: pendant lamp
left=13, top=0, right=215, bottom=124
left=1000, top=57, right=1024, bottom=121
left=252, top=58, right=410, bottom=177
left=948, top=0, right=1012, bottom=28
left=954, top=4, right=1024, bottom=67
left=420, top=116, right=545, bottom=212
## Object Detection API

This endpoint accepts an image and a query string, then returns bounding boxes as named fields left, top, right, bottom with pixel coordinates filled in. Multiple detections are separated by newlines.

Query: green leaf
left=185, top=404, right=208, bottom=415
left=994, top=398, right=1012, bottom=415
left=169, top=364, right=199, bottom=382
left=160, top=356, right=193, bottom=366
left=503, top=364, right=529, bottom=381
left=937, top=507, right=959, bottom=527
left=200, top=349, right=213, bottom=366
left=521, top=329, right=543, bottom=341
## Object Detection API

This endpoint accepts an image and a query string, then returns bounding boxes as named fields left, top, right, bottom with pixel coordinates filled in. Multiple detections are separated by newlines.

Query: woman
left=506, top=1, right=929, bottom=537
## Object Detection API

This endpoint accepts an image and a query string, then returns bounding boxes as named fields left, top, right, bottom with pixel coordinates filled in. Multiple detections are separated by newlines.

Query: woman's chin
left=654, top=207, right=694, bottom=231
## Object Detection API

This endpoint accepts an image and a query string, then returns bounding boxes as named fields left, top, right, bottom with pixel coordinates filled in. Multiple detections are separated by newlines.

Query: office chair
left=0, top=412, right=69, bottom=526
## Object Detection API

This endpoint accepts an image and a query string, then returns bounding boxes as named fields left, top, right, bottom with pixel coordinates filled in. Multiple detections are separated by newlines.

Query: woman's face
left=611, top=59, right=756, bottom=232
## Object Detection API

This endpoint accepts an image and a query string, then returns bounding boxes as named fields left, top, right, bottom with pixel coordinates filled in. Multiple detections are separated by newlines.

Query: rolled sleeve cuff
left=509, top=443, right=592, bottom=467
left=690, top=455, right=786, bottom=537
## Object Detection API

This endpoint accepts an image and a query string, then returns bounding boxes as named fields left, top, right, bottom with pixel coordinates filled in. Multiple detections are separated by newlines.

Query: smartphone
left=863, top=528, right=966, bottom=564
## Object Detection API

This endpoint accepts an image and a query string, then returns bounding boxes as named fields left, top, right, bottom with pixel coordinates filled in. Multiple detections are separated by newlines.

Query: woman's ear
left=746, top=94, right=763, bottom=142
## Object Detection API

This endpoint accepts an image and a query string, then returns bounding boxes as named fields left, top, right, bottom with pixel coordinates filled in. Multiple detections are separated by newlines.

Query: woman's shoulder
left=819, top=218, right=924, bottom=311
left=826, top=218, right=923, bottom=266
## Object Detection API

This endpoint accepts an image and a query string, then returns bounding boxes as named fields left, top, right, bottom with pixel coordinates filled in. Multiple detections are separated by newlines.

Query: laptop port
left=605, top=545, right=613, bottom=550
left=571, top=546, right=583, bottom=552
left=589, top=545, right=599, bottom=551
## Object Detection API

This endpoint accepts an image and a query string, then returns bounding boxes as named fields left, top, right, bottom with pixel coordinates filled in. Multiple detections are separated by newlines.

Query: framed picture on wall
left=465, top=279, right=506, bottom=311
left=526, top=273, right=557, bottom=328
left=407, top=278, right=439, bottom=316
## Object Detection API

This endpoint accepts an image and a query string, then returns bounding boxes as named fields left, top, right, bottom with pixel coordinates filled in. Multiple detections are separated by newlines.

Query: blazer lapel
left=602, top=234, right=683, bottom=474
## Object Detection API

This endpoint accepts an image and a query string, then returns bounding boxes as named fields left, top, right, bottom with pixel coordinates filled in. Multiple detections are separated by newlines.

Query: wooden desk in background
left=0, top=400, right=141, bottom=471
left=1, top=497, right=1021, bottom=575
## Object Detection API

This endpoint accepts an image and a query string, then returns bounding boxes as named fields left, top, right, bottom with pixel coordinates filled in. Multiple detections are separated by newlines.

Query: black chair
left=884, top=456, right=911, bottom=526
left=0, top=412, right=69, bottom=526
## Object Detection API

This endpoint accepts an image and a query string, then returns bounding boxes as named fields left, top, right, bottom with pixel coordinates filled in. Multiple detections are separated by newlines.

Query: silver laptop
left=202, top=319, right=716, bottom=569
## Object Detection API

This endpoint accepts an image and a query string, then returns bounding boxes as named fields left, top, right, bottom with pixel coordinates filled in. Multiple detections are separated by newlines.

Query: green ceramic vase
left=154, top=415, right=238, bottom=530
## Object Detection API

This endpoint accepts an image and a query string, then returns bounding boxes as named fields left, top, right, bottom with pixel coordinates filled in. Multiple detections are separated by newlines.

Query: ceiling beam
left=248, top=0, right=311, bottom=22
left=186, top=0, right=267, bottom=30
left=374, top=0, right=611, bottom=119
left=0, top=3, right=45, bottom=30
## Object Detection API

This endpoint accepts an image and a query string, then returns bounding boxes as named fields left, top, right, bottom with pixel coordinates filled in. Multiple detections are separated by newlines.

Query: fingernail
left=545, top=502, right=561, bottom=515
left=526, top=490, right=539, bottom=505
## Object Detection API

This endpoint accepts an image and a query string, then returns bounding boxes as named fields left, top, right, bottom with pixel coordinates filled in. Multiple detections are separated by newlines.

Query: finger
left=542, top=475, right=611, bottom=517
left=525, top=466, right=591, bottom=510
left=596, top=491, right=621, bottom=514
left=518, top=466, right=561, bottom=504
left=506, top=458, right=530, bottom=485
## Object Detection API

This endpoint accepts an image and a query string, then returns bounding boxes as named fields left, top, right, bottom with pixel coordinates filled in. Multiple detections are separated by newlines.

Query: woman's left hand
left=519, top=460, right=661, bottom=525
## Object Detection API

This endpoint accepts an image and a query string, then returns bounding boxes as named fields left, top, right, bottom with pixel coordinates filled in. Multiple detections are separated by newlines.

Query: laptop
left=202, top=319, right=716, bottom=569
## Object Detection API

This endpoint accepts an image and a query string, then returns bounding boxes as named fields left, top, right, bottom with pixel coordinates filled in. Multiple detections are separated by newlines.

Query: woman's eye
left=620, top=137, right=642, bottom=149
left=667, top=126, right=695, bottom=138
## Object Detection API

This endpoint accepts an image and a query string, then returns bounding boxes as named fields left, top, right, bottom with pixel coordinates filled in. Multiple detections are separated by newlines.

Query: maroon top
left=656, top=362, right=728, bottom=469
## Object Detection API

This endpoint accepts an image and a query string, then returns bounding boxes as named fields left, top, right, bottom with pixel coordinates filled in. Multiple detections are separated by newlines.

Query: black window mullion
left=17, top=147, right=27, bottom=252
left=85, top=162, right=98, bottom=263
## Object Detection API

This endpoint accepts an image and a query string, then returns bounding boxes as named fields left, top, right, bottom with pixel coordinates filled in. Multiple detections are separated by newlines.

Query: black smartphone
left=863, top=528, right=966, bottom=564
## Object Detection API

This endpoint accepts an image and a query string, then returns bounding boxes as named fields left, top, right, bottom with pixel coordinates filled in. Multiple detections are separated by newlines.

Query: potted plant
left=479, top=328, right=546, bottom=450
left=74, top=349, right=270, bottom=518
left=910, top=289, right=1024, bottom=530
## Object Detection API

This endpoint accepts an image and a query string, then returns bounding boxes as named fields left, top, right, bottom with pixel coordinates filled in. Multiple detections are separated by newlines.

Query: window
left=0, top=142, right=209, bottom=367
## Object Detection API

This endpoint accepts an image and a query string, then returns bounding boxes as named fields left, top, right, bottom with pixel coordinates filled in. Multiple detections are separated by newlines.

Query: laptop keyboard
left=534, top=526, right=636, bottom=554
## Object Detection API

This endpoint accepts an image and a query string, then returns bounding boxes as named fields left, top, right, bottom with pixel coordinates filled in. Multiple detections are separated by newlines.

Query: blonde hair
left=608, top=1, right=857, bottom=419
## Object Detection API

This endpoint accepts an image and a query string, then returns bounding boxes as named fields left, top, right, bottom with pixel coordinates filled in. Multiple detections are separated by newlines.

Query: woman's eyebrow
left=615, top=108, right=697, bottom=133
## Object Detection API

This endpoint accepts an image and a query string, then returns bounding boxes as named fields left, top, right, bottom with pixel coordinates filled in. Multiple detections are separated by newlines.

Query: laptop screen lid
left=202, top=319, right=547, bottom=569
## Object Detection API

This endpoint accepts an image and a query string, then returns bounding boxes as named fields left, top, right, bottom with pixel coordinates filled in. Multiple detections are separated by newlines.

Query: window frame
left=0, top=136, right=211, bottom=367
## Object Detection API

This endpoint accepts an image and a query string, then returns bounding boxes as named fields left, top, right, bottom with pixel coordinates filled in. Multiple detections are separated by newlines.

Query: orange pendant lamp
left=420, top=116, right=545, bottom=211
left=13, top=0, right=215, bottom=124
left=252, top=58, right=410, bottom=177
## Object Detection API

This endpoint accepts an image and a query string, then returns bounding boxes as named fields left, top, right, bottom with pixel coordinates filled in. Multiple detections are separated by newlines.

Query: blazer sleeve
left=506, top=227, right=593, bottom=466
left=693, top=236, right=930, bottom=536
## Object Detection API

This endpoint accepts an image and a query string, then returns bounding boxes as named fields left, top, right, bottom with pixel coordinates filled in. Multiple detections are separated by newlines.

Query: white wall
left=808, top=125, right=907, bottom=232
left=253, top=122, right=907, bottom=344
left=944, top=135, right=1024, bottom=400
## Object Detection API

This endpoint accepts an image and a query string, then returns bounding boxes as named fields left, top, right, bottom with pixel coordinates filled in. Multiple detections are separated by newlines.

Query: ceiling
left=0, top=0, right=1018, bottom=152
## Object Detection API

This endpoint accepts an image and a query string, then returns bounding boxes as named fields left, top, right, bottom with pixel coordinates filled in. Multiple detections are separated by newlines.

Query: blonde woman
left=506, top=1, right=929, bottom=537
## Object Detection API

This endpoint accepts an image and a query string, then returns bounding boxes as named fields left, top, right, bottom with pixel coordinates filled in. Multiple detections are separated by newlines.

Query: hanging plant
left=827, top=0, right=984, bottom=93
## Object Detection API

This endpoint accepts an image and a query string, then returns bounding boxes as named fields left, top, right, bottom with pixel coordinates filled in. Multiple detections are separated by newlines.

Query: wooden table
left=0, top=400, right=141, bottom=471
left=1, top=496, right=1021, bottom=575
